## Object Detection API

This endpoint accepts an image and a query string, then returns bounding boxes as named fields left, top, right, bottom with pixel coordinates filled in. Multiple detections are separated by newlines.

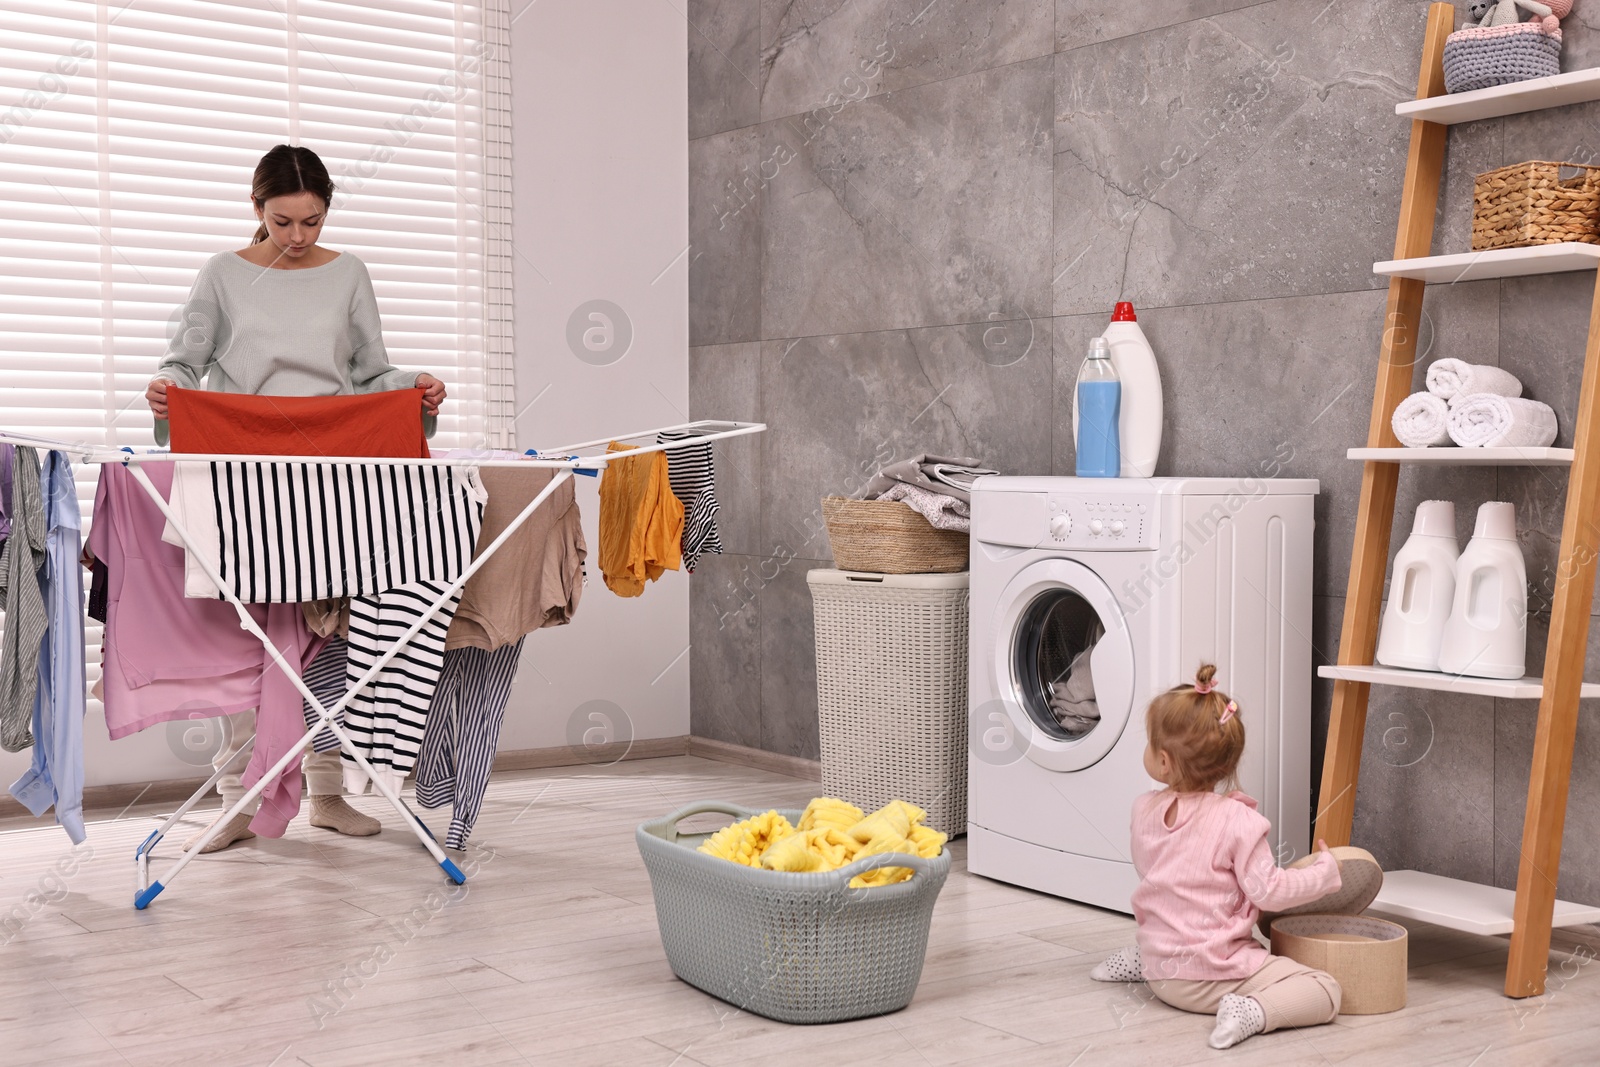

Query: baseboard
left=685, top=736, right=822, bottom=782
left=491, top=735, right=689, bottom=771
left=0, top=776, right=210, bottom=828
left=0, top=734, right=819, bottom=828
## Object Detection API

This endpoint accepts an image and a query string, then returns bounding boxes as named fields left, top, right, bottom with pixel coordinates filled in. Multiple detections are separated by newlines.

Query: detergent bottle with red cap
left=1073, top=301, right=1163, bottom=477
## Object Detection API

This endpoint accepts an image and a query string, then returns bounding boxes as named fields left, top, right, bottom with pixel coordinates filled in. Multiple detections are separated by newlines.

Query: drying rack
left=0, top=420, right=764, bottom=908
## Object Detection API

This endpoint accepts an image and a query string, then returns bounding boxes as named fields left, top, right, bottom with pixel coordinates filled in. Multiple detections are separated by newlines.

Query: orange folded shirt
left=598, top=442, right=684, bottom=597
left=166, top=387, right=429, bottom=458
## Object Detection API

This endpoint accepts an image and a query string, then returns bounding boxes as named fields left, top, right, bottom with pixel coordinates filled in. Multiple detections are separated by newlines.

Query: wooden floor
left=3, top=755, right=1599, bottom=1067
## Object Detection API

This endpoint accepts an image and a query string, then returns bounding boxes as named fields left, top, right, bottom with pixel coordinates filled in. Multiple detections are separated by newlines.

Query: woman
left=147, top=144, right=447, bottom=852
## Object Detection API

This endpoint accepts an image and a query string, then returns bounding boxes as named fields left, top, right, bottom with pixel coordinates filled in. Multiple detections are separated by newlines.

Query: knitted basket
left=1444, top=21, right=1562, bottom=95
left=821, top=496, right=968, bottom=574
left=1472, top=160, right=1600, bottom=250
left=636, top=801, right=951, bottom=1023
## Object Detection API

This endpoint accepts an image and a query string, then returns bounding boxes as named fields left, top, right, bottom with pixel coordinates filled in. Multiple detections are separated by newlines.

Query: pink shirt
left=1130, top=790, right=1341, bottom=981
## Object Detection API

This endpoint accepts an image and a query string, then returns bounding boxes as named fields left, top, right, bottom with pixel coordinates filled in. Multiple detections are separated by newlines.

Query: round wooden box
left=1269, top=914, right=1408, bottom=1015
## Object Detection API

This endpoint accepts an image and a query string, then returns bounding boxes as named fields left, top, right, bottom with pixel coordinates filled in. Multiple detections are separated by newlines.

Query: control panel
left=1043, top=493, right=1157, bottom=550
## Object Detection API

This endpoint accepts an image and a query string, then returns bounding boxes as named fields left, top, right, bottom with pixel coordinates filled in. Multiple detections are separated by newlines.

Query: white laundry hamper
left=806, top=569, right=969, bottom=836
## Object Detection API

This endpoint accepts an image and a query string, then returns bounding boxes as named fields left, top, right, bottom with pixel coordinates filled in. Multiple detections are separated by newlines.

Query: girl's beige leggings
left=1148, top=954, right=1342, bottom=1032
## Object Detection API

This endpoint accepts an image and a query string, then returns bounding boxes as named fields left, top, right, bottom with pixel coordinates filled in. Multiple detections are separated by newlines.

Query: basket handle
left=657, top=800, right=759, bottom=842
left=825, top=850, right=936, bottom=887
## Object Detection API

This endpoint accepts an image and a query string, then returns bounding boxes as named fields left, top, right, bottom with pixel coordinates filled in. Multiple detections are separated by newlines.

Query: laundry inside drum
left=1014, top=588, right=1105, bottom=741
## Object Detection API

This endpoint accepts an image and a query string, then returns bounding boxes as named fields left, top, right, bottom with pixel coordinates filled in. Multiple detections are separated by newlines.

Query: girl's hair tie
left=1194, top=676, right=1215, bottom=695
left=1218, top=700, right=1238, bottom=725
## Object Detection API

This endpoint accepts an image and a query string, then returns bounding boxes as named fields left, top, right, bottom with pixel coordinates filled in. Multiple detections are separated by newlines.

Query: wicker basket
left=821, top=496, right=968, bottom=574
left=636, top=801, right=951, bottom=1024
left=808, top=569, right=969, bottom=836
left=1472, top=160, right=1600, bottom=251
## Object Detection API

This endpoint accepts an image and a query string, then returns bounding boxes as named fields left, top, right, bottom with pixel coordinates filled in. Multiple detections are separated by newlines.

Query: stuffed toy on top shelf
left=1446, top=0, right=1574, bottom=93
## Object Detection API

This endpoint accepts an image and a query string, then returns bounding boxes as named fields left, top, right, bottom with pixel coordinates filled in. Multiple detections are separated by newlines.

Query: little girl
left=1091, top=665, right=1344, bottom=1049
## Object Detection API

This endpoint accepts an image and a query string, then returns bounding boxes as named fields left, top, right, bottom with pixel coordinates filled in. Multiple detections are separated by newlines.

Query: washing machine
left=967, top=476, right=1316, bottom=914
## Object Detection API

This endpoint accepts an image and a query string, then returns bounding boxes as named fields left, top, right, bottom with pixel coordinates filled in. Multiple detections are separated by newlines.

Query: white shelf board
left=1397, top=68, right=1600, bottom=125
left=1318, top=663, right=1600, bottom=700
left=1375, top=243, right=1600, bottom=283
left=1347, top=446, right=1573, bottom=466
left=1367, top=870, right=1600, bottom=937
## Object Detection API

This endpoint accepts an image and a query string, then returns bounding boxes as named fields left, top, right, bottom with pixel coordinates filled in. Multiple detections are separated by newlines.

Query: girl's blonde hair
left=1145, top=664, right=1244, bottom=793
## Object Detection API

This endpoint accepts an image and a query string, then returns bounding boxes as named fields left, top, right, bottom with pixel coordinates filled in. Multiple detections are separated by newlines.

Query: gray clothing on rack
left=0, top=447, right=47, bottom=752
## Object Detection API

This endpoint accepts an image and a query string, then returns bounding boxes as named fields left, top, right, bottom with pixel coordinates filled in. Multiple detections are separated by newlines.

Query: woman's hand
left=416, top=373, right=447, bottom=416
left=146, top=378, right=172, bottom=419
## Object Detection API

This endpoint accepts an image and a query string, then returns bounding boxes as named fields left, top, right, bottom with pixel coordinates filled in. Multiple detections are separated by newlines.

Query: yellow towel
left=699, top=798, right=945, bottom=889
left=698, top=810, right=793, bottom=867
left=796, top=797, right=863, bottom=834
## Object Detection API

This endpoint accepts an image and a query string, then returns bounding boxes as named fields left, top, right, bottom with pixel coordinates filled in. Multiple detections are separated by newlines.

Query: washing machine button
left=1048, top=514, right=1072, bottom=541
left=1110, top=519, right=1125, bottom=535
left=1089, top=519, right=1104, bottom=535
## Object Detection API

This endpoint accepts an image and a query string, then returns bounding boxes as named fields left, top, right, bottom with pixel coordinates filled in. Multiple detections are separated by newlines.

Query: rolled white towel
left=1391, top=392, right=1451, bottom=448
left=1447, top=394, right=1558, bottom=449
left=1425, top=359, right=1523, bottom=407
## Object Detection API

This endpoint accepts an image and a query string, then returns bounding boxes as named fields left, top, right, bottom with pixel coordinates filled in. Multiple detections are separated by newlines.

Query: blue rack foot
left=440, top=859, right=466, bottom=885
left=134, top=882, right=165, bottom=910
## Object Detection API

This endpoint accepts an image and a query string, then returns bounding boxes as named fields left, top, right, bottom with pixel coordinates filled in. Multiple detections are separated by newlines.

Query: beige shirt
left=446, top=466, right=586, bottom=651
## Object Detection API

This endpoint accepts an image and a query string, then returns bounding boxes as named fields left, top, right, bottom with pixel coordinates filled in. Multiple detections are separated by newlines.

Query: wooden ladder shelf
left=1316, top=1, right=1600, bottom=998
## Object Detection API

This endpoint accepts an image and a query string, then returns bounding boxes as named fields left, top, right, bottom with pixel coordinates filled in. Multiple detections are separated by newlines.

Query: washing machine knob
left=1089, top=519, right=1104, bottom=535
left=1049, top=514, right=1072, bottom=540
left=1110, top=519, right=1125, bottom=535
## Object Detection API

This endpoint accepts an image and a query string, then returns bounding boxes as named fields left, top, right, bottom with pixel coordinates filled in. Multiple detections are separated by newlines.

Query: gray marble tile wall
left=687, top=0, right=1600, bottom=902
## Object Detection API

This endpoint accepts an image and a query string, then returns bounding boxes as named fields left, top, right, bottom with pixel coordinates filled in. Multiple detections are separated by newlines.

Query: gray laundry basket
left=636, top=801, right=951, bottom=1024
left=808, top=569, right=969, bottom=835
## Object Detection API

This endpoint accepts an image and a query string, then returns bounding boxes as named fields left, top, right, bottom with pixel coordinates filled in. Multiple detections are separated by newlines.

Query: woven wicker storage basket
left=636, top=801, right=951, bottom=1024
left=821, top=496, right=968, bottom=574
left=1472, top=160, right=1600, bottom=251
left=807, top=569, right=969, bottom=836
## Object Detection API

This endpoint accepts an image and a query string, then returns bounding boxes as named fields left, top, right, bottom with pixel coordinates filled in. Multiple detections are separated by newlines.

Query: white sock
left=1209, top=993, right=1266, bottom=1049
left=1090, top=945, right=1144, bottom=982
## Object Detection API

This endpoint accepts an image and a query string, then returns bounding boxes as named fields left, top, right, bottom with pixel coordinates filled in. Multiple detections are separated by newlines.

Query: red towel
left=166, top=387, right=429, bottom=458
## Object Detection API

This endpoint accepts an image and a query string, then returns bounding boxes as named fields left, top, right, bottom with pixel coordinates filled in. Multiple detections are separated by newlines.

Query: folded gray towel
left=878, top=483, right=971, bottom=532
left=854, top=453, right=999, bottom=505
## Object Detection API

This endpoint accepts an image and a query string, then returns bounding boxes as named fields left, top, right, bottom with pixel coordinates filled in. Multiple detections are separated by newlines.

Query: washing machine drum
left=990, top=559, right=1136, bottom=772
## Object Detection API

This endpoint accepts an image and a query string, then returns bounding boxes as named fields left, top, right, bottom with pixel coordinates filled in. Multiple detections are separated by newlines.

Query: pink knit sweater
left=1129, top=790, right=1341, bottom=981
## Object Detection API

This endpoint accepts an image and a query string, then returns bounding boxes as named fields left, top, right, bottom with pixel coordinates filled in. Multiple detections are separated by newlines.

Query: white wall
left=0, top=3, right=689, bottom=795
left=496, top=0, right=691, bottom=753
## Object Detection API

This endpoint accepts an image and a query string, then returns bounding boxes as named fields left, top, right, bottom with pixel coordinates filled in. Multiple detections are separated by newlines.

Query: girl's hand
left=146, top=377, right=172, bottom=419
left=1315, top=838, right=1332, bottom=855
left=416, top=373, right=447, bottom=416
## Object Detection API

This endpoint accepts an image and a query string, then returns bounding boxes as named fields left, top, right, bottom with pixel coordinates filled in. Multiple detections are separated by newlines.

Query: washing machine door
left=989, top=558, right=1135, bottom=771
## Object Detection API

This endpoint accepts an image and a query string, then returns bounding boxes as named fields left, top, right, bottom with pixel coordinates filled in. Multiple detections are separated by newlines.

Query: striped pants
left=414, top=638, right=525, bottom=849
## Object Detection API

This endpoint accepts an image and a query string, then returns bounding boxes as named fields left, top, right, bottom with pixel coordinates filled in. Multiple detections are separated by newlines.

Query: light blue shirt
left=10, top=450, right=86, bottom=844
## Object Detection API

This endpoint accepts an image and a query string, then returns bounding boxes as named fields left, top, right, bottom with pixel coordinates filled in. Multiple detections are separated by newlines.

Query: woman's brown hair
left=250, top=145, right=335, bottom=244
left=1145, top=664, right=1245, bottom=793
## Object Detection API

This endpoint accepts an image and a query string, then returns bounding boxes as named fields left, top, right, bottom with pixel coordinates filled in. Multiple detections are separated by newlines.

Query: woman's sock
left=1209, top=993, right=1266, bottom=1049
left=1090, top=945, right=1144, bottom=982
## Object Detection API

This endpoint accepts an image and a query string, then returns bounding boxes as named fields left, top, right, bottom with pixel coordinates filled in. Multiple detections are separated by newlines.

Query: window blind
left=0, top=0, right=515, bottom=692
left=0, top=0, right=516, bottom=454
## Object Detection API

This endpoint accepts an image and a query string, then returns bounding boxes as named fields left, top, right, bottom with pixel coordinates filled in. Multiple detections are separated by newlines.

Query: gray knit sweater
left=155, top=250, right=418, bottom=399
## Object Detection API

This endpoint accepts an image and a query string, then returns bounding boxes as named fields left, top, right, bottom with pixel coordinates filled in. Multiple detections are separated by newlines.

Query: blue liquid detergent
left=1076, top=380, right=1121, bottom=478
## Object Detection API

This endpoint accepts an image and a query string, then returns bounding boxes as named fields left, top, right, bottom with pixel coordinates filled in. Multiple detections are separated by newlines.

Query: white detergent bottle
left=1074, top=302, right=1162, bottom=477
left=1375, top=500, right=1460, bottom=671
left=1438, top=502, right=1528, bottom=680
